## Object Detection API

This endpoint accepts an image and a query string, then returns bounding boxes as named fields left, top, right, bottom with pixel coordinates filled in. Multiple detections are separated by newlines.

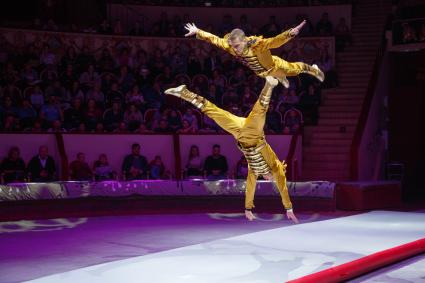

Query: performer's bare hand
left=245, top=210, right=256, bottom=221
left=184, top=23, right=199, bottom=37
left=291, top=20, right=306, bottom=36
left=286, top=210, right=299, bottom=224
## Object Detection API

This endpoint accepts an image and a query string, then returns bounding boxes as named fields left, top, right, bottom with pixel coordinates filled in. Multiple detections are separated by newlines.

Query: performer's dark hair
left=213, top=144, right=220, bottom=148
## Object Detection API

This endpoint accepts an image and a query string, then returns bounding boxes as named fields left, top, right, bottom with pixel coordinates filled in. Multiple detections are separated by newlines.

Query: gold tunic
left=196, top=29, right=310, bottom=82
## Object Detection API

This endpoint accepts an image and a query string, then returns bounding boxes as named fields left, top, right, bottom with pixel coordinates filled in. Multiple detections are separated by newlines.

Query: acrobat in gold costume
left=196, top=28, right=324, bottom=87
left=165, top=78, right=292, bottom=211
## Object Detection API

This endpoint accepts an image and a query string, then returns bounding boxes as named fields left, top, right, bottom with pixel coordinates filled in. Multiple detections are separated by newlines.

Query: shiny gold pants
left=201, top=89, right=292, bottom=210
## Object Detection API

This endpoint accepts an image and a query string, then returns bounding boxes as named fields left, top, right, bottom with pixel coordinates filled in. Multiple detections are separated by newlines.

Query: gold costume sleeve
left=272, top=161, right=292, bottom=210
left=257, top=29, right=294, bottom=50
left=245, top=169, right=258, bottom=210
left=196, top=29, right=231, bottom=51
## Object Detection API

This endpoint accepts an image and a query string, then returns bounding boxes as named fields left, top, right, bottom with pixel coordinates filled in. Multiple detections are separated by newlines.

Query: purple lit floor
left=1, top=211, right=425, bottom=283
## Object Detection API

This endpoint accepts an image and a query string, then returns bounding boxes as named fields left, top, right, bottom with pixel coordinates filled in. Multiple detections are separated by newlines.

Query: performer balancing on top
left=184, top=20, right=324, bottom=88
left=165, top=76, right=299, bottom=223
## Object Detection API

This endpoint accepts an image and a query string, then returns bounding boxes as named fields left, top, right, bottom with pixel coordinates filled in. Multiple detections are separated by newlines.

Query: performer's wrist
left=245, top=208, right=252, bottom=212
left=286, top=208, right=293, bottom=213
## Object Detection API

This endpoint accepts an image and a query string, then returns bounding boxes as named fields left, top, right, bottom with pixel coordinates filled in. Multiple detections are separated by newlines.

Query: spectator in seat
left=203, top=49, right=222, bottom=76
left=29, top=85, right=45, bottom=110
left=182, top=108, right=199, bottom=131
left=261, top=15, right=281, bottom=37
left=3, top=115, right=20, bottom=132
left=97, top=48, right=115, bottom=72
left=300, top=85, right=320, bottom=125
left=239, top=14, right=252, bottom=35
left=241, top=86, right=256, bottom=113
left=154, top=118, right=172, bottom=133
left=335, top=17, right=352, bottom=51
left=47, top=119, right=66, bottom=132
left=17, top=98, right=37, bottom=129
left=103, top=101, right=124, bottom=132
left=177, top=119, right=196, bottom=134
left=27, top=145, right=56, bottom=182
left=122, top=143, right=148, bottom=180
left=79, top=64, right=99, bottom=91
left=93, top=154, right=115, bottom=181
left=84, top=99, right=103, bottom=131
left=20, top=63, right=39, bottom=86
left=76, top=46, right=96, bottom=73
left=284, top=89, right=300, bottom=108
left=185, top=145, right=203, bottom=177
left=39, top=96, right=63, bottom=128
left=98, top=19, right=112, bottom=34
left=169, top=46, right=187, bottom=75
left=0, top=146, right=26, bottom=183
left=187, top=52, right=203, bottom=77
left=69, top=152, right=92, bottom=181
left=167, top=109, right=182, bottom=131
left=130, top=21, right=145, bottom=36
left=113, top=19, right=123, bottom=35
left=124, top=104, right=144, bottom=131
left=1, top=96, right=18, bottom=118
left=200, top=114, right=220, bottom=133
left=113, top=121, right=129, bottom=133
left=210, top=69, right=226, bottom=93
left=66, top=81, right=85, bottom=102
left=149, top=155, right=166, bottom=179
left=94, top=122, right=105, bottom=133
left=316, top=12, right=333, bottom=36
left=28, top=119, right=44, bottom=132
left=204, top=144, right=228, bottom=180
left=45, top=80, right=67, bottom=102
left=134, top=122, right=152, bottom=134
left=126, top=84, right=145, bottom=109
left=117, top=65, right=135, bottom=95
left=284, top=109, right=301, bottom=134
left=236, top=156, right=249, bottom=179
left=317, top=50, right=337, bottom=88
left=60, top=64, right=77, bottom=91
left=106, top=82, right=124, bottom=106
left=64, top=98, right=84, bottom=130
left=218, top=14, right=234, bottom=36
left=266, top=102, right=282, bottom=134
left=86, top=81, right=105, bottom=106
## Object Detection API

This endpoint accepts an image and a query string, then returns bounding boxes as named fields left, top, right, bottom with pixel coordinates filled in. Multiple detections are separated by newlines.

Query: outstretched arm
left=184, top=23, right=230, bottom=51
left=260, top=20, right=306, bottom=50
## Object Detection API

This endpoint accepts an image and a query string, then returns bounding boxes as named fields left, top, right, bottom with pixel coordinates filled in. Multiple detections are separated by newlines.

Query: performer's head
left=228, top=28, right=247, bottom=54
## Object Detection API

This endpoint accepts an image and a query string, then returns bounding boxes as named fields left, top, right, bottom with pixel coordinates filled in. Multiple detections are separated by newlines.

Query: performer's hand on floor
left=184, top=23, right=199, bottom=37
left=286, top=210, right=299, bottom=224
left=245, top=210, right=256, bottom=221
left=291, top=20, right=306, bottom=36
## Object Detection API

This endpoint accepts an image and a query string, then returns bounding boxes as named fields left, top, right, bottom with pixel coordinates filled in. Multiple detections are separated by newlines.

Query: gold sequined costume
left=196, top=29, right=324, bottom=86
left=165, top=78, right=292, bottom=211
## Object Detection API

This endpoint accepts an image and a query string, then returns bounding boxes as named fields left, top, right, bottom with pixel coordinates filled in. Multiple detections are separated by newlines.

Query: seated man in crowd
left=27, top=145, right=56, bottom=182
left=93, top=153, right=115, bottom=181
left=0, top=146, right=26, bottom=183
left=122, top=143, right=148, bottom=180
left=69, top=152, right=92, bottom=181
left=149, top=155, right=167, bottom=179
left=204, top=144, right=228, bottom=180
